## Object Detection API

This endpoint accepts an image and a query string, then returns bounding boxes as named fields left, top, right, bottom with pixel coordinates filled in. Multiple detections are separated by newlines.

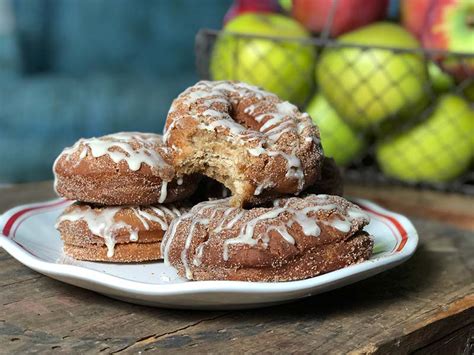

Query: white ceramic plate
left=0, top=198, right=418, bottom=310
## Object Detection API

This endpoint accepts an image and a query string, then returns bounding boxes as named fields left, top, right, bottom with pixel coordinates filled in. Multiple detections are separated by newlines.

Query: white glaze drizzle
left=162, top=215, right=183, bottom=265
left=266, top=225, right=295, bottom=245
left=268, top=150, right=305, bottom=191
left=347, top=207, right=370, bottom=220
left=181, top=217, right=210, bottom=279
left=158, top=181, right=168, bottom=204
left=220, top=197, right=359, bottom=260
left=167, top=81, right=322, bottom=194
left=56, top=132, right=172, bottom=173
left=198, top=119, right=245, bottom=135
left=193, top=244, right=205, bottom=266
left=223, top=207, right=287, bottom=261
left=254, top=180, right=275, bottom=196
left=213, top=207, right=238, bottom=233
left=57, top=204, right=182, bottom=257
left=162, top=195, right=370, bottom=277
left=244, top=104, right=257, bottom=115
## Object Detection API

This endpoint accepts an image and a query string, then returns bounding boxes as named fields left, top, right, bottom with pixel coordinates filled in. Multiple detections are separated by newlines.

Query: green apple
left=306, top=93, right=366, bottom=166
left=278, top=0, right=292, bottom=12
left=428, top=61, right=455, bottom=93
left=376, top=94, right=474, bottom=183
left=210, top=13, right=316, bottom=105
left=421, top=0, right=474, bottom=82
left=317, top=22, right=429, bottom=130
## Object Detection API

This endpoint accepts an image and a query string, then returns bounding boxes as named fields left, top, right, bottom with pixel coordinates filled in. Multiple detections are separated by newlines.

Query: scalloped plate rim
left=0, top=197, right=418, bottom=308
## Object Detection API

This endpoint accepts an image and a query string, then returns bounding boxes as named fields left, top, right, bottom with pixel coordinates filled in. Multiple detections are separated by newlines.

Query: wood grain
left=0, top=182, right=473, bottom=353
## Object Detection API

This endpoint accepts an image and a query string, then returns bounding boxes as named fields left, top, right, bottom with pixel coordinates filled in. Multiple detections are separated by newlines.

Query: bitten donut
left=162, top=194, right=373, bottom=281
left=164, top=80, right=324, bottom=207
left=54, top=132, right=199, bottom=205
left=56, top=203, right=186, bottom=262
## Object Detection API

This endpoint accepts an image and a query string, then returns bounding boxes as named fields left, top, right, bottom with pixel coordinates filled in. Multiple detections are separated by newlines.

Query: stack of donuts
left=53, top=80, right=373, bottom=282
left=53, top=132, right=199, bottom=262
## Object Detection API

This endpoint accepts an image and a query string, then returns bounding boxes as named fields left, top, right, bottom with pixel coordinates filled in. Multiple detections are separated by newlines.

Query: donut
left=164, top=80, right=324, bottom=207
left=305, top=157, right=344, bottom=196
left=53, top=132, right=199, bottom=205
left=162, top=194, right=373, bottom=281
left=56, top=202, right=186, bottom=262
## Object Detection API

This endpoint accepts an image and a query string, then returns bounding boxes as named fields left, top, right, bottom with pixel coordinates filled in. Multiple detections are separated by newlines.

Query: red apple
left=291, top=0, right=389, bottom=36
left=421, top=0, right=474, bottom=81
left=400, top=0, right=432, bottom=39
left=224, top=0, right=280, bottom=25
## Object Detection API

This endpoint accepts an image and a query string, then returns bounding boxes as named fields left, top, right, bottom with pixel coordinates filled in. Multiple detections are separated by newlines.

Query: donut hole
left=232, top=104, right=261, bottom=131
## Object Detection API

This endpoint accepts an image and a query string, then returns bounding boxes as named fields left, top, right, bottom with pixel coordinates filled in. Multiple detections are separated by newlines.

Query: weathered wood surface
left=1, top=181, right=473, bottom=354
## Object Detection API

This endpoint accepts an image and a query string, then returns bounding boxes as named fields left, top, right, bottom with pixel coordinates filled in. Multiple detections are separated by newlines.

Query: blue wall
left=0, top=0, right=231, bottom=182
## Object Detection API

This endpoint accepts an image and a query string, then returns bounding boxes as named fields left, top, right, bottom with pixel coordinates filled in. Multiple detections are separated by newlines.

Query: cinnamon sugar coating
left=162, top=194, right=373, bottom=281
left=164, top=81, right=324, bottom=207
left=53, top=132, right=199, bottom=205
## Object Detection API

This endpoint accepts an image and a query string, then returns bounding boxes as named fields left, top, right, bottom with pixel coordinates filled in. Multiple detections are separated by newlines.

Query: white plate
left=0, top=198, right=418, bottom=310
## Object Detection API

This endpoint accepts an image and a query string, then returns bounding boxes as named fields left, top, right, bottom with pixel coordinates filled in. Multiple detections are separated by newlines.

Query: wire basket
left=195, top=28, right=474, bottom=195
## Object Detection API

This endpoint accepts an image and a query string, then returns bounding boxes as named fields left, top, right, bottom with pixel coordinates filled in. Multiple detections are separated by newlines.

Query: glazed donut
left=56, top=202, right=186, bottom=262
left=164, top=80, right=324, bottom=207
left=162, top=194, right=373, bottom=281
left=54, top=132, right=199, bottom=205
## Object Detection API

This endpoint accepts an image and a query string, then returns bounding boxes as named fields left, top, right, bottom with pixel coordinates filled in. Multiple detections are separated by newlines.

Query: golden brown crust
left=186, top=233, right=372, bottom=282
left=63, top=241, right=162, bottom=263
left=56, top=203, right=186, bottom=262
left=164, top=81, right=324, bottom=207
left=53, top=132, right=199, bottom=205
left=162, top=194, right=373, bottom=281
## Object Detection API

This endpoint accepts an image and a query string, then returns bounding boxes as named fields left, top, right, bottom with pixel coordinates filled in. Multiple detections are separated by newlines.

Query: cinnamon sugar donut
left=162, top=194, right=373, bottom=281
left=53, top=132, right=199, bottom=205
left=56, top=202, right=186, bottom=262
left=164, top=81, right=324, bottom=207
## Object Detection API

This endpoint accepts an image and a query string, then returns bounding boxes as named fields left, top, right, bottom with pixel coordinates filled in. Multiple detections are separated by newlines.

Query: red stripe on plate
left=2, top=200, right=68, bottom=237
left=359, top=203, right=408, bottom=252
left=3, top=199, right=409, bottom=253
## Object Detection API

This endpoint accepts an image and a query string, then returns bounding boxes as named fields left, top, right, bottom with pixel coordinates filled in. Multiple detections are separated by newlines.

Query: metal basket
left=195, top=28, right=474, bottom=195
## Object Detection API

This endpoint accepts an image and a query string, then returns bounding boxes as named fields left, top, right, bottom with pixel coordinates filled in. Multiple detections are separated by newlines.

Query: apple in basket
left=403, top=0, right=474, bottom=82
left=316, top=22, right=429, bottom=131
left=401, top=0, right=432, bottom=39
left=292, top=0, right=389, bottom=37
left=306, top=93, right=366, bottom=166
left=428, top=61, right=455, bottom=93
left=223, top=0, right=280, bottom=24
left=210, top=13, right=316, bottom=106
left=376, top=94, right=474, bottom=183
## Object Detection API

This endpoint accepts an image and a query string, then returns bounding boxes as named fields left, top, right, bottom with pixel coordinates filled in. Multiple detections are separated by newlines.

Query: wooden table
left=1, top=181, right=473, bottom=354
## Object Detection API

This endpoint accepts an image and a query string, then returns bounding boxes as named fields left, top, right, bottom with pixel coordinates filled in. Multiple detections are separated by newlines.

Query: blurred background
left=1, top=0, right=473, bottom=193
left=0, top=0, right=232, bottom=182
